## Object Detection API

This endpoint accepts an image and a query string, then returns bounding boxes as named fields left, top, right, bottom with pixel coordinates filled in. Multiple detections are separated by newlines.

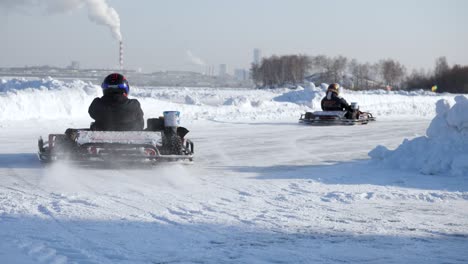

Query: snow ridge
left=0, top=77, right=463, bottom=122
left=0, top=78, right=100, bottom=120
left=369, top=96, right=468, bottom=176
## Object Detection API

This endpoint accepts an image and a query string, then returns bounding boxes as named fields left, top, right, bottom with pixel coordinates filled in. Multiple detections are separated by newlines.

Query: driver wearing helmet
left=321, top=83, right=351, bottom=112
left=88, top=73, right=144, bottom=131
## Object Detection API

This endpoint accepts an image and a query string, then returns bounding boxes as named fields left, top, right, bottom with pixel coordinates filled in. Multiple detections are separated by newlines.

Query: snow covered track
left=0, top=79, right=467, bottom=263
left=1, top=120, right=467, bottom=263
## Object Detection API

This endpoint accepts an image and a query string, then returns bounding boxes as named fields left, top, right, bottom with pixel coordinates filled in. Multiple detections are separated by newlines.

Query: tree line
left=251, top=55, right=311, bottom=88
left=406, top=57, right=468, bottom=93
left=251, top=54, right=468, bottom=93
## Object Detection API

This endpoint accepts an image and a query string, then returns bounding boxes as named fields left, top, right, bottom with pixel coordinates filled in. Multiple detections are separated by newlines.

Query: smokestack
left=119, top=40, right=123, bottom=71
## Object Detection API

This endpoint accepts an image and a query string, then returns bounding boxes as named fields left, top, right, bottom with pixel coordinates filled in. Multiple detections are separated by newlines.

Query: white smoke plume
left=84, top=0, right=122, bottom=41
left=0, top=0, right=122, bottom=41
left=186, top=50, right=206, bottom=66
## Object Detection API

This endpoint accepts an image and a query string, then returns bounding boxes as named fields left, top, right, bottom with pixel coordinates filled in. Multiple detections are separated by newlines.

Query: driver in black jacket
left=88, top=73, right=144, bottom=131
left=321, top=83, right=351, bottom=112
left=321, top=83, right=360, bottom=119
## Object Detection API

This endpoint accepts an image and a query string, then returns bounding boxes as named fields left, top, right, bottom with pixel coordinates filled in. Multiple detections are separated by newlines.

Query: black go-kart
left=38, top=116, right=194, bottom=164
left=299, top=110, right=376, bottom=126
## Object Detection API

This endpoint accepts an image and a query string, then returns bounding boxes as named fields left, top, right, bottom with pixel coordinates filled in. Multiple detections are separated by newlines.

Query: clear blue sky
left=1, top=0, right=467, bottom=73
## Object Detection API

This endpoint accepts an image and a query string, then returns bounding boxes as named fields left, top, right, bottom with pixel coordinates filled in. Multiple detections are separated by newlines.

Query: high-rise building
left=68, top=61, right=80, bottom=70
left=204, top=65, right=215, bottom=76
left=253, top=48, right=261, bottom=65
left=234, top=68, right=248, bottom=81
left=219, top=64, right=228, bottom=77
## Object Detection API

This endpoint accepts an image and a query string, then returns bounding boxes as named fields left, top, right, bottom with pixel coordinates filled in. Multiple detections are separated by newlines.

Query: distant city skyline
left=1, top=0, right=468, bottom=73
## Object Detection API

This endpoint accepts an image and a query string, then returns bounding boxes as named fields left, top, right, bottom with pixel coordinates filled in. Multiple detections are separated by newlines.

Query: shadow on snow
left=0, top=153, right=42, bottom=169
left=1, top=215, right=467, bottom=264
left=223, top=160, right=468, bottom=192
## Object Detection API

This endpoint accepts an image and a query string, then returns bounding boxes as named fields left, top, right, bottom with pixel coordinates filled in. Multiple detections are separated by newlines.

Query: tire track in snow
left=2, top=166, right=133, bottom=263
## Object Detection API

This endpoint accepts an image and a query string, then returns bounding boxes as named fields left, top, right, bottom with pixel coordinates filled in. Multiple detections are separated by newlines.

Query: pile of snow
left=274, top=83, right=457, bottom=117
left=223, top=96, right=252, bottom=107
left=184, top=95, right=201, bottom=105
left=0, top=77, right=463, bottom=122
left=0, top=78, right=100, bottom=120
left=369, top=96, right=468, bottom=176
left=274, top=83, right=323, bottom=108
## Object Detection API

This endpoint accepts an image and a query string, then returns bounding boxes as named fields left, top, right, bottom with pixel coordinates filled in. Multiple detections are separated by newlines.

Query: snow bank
left=274, top=83, right=322, bottom=108
left=0, top=78, right=303, bottom=122
left=274, top=83, right=457, bottom=117
left=369, top=96, right=468, bottom=176
left=0, top=78, right=100, bottom=120
left=0, top=77, right=463, bottom=122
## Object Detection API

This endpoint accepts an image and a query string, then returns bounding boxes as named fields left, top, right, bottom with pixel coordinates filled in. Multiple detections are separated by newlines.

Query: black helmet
left=101, top=73, right=130, bottom=95
left=327, top=83, right=340, bottom=94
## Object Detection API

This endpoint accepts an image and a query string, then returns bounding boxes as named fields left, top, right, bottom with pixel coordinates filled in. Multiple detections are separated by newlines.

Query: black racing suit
left=321, top=91, right=359, bottom=119
left=321, top=91, right=351, bottom=111
left=88, top=92, right=144, bottom=131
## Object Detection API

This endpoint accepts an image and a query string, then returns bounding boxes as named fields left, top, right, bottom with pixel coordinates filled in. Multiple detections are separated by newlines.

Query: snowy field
left=0, top=78, right=467, bottom=263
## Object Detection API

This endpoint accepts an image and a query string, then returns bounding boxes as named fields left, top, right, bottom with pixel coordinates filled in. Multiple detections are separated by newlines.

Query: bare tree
left=309, top=55, right=348, bottom=84
left=250, top=54, right=311, bottom=88
left=405, top=68, right=432, bottom=90
left=310, top=55, right=330, bottom=73
left=434, top=56, right=450, bottom=78
left=330, top=56, right=348, bottom=83
left=349, top=59, right=372, bottom=90
left=380, top=59, right=406, bottom=89
left=250, top=63, right=262, bottom=87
